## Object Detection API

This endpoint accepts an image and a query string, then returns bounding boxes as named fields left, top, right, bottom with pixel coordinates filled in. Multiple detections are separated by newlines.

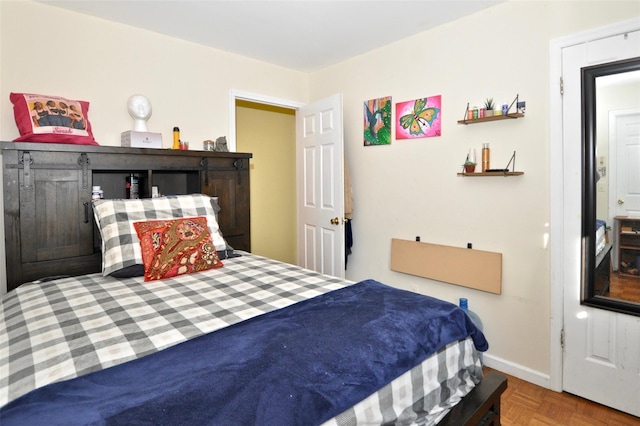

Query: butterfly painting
left=396, top=96, right=442, bottom=139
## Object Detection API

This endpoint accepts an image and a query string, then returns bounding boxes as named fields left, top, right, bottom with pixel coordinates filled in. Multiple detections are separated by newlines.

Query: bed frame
left=440, top=370, right=508, bottom=425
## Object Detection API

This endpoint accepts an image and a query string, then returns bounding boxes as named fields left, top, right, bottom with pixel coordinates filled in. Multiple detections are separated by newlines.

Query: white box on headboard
left=121, top=131, right=163, bottom=149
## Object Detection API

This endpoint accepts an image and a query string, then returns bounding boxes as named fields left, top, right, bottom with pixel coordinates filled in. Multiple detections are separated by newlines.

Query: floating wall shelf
left=457, top=113, right=524, bottom=125
left=457, top=171, right=524, bottom=177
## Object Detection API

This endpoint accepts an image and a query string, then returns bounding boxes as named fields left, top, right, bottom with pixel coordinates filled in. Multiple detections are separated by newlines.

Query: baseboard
left=483, top=353, right=551, bottom=390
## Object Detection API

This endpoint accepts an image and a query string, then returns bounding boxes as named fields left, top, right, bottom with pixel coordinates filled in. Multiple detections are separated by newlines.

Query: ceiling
left=39, top=0, right=504, bottom=73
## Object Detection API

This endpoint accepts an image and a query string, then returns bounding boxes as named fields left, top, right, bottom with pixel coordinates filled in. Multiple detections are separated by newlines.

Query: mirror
left=582, top=57, right=640, bottom=316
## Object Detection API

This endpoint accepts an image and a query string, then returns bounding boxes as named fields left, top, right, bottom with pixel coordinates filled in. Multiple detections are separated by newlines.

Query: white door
left=613, top=110, right=640, bottom=216
left=296, top=94, right=345, bottom=278
left=561, top=31, right=640, bottom=416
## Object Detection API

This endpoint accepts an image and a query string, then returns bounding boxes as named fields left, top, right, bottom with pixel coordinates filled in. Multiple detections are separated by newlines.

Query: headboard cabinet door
left=3, top=148, right=96, bottom=288
left=200, top=156, right=251, bottom=252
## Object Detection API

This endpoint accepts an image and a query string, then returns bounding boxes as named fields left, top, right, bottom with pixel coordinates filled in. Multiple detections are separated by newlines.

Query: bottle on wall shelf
left=172, top=126, right=180, bottom=150
left=459, top=297, right=484, bottom=363
left=482, top=143, right=490, bottom=172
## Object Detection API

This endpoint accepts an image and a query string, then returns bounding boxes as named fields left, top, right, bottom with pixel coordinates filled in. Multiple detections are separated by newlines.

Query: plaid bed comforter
left=0, top=253, right=481, bottom=425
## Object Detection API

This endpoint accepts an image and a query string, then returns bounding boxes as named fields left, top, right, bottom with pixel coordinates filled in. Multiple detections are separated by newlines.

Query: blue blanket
left=1, top=279, right=487, bottom=426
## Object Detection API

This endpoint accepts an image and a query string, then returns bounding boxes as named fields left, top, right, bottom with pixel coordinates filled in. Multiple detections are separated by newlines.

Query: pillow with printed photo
left=10, top=92, right=99, bottom=145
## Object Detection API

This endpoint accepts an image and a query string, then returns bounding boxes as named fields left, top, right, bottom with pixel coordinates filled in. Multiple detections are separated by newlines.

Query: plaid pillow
left=93, top=194, right=228, bottom=276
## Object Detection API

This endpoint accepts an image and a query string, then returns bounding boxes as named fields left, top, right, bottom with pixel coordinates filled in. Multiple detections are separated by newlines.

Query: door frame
left=228, top=89, right=304, bottom=152
left=229, top=90, right=346, bottom=275
left=549, top=17, right=640, bottom=393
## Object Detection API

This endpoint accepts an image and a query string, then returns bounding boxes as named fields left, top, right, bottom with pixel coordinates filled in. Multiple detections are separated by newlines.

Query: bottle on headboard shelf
left=91, top=186, right=103, bottom=200
left=126, top=173, right=139, bottom=199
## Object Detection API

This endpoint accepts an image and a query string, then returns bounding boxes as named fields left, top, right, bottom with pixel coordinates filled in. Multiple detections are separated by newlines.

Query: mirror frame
left=581, top=56, right=640, bottom=317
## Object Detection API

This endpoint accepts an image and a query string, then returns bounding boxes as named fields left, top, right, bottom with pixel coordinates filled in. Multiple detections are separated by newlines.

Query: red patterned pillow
left=10, top=92, right=99, bottom=145
left=133, top=216, right=223, bottom=282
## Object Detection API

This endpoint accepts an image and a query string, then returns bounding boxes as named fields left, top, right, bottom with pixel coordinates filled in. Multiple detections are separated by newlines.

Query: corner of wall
left=483, top=353, right=551, bottom=390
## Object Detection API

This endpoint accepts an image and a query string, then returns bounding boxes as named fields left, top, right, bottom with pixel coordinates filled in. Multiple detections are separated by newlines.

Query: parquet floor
left=605, top=271, right=640, bottom=303
left=486, top=367, right=640, bottom=425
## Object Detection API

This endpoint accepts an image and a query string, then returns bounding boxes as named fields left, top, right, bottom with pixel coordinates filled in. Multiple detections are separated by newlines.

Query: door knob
left=330, top=217, right=340, bottom=225
left=618, top=199, right=625, bottom=205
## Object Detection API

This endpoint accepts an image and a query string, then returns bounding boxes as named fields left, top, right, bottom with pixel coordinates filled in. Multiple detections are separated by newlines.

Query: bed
left=0, top=194, right=506, bottom=425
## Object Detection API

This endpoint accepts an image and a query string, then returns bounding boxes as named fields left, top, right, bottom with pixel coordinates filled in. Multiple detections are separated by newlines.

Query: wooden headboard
left=1, top=142, right=251, bottom=292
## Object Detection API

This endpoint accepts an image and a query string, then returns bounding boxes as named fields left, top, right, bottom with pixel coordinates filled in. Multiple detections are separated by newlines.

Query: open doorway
left=235, top=100, right=297, bottom=264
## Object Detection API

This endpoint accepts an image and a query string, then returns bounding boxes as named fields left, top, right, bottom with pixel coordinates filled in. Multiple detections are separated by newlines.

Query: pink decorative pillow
left=133, top=216, right=223, bottom=282
left=10, top=92, right=99, bottom=145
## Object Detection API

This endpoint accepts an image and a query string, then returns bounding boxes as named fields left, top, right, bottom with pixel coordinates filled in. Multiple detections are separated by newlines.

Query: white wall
left=0, top=1, right=309, bottom=147
left=0, top=0, right=309, bottom=296
left=308, top=1, right=639, bottom=384
left=1, top=0, right=639, bottom=387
